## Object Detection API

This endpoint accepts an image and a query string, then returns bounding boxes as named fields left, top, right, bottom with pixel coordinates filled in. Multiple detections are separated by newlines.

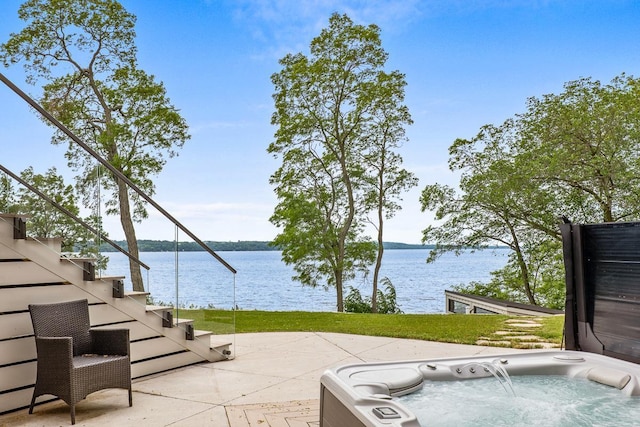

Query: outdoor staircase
left=0, top=213, right=232, bottom=415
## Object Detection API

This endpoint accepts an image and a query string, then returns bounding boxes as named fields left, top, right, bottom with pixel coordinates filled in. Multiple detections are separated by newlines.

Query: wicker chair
left=28, top=299, right=132, bottom=424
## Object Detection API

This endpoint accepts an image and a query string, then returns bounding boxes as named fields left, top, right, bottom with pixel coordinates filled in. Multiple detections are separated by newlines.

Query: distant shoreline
left=98, top=240, right=507, bottom=252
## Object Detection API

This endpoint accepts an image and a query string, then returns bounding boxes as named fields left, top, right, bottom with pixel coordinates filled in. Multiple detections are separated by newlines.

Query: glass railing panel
left=97, top=219, right=237, bottom=358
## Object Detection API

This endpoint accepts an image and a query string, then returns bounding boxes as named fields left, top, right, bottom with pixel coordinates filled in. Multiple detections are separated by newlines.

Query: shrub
left=345, top=277, right=403, bottom=314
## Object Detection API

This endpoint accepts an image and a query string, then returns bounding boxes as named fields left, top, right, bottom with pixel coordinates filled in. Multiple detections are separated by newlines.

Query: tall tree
left=421, top=74, right=640, bottom=308
left=1, top=0, right=190, bottom=291
left=361, top=75, right=417, bottom=312
left=269, top=13, right=412, bottom=311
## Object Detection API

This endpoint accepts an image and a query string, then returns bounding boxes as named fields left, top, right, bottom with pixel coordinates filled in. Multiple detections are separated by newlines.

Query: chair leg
left=128, top=387, right=133, bottom=407
left=28, top=392, right=36, bottom=414
left=70, top=405, right=76, bottom=425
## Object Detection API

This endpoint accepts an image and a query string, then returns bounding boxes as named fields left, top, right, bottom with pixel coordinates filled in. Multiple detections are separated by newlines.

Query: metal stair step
left=96, top=275, right=127, bottom=281
left=125, top=290, right=149, bottom=297
left=194, top=329, right=212, bottom=338
left=146, top=305, right=174, bottom=312
left=60, top=256, right=96, bottom=263
left=174, top=317, right=194, bottom=326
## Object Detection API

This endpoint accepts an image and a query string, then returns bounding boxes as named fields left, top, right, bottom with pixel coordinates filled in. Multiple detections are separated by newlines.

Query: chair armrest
left=90, top=329, right=130, bottom=356
left=35, top=337, right=73, bottom=374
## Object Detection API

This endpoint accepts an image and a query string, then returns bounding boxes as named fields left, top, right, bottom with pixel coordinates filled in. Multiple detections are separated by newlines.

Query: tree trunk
left=508, top=221, right=536, bottom=305
left=516, top=248, right=536, bottom=305
left=336, top=271, right=344, bottom=312
left=371, top=207, right=384, bottom=313
left=116, top=178, right=144, bottom=292
left=371, top=167, right=386, bottom=313
left=335, top=142, right=356, bottom=313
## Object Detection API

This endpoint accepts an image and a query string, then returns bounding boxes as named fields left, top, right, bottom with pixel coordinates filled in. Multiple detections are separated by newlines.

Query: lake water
left=101, top=248, right=509, bottom=313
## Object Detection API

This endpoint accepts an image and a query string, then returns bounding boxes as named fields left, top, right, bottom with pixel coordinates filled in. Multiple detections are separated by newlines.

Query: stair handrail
left=0, top=72, right=236, bottom=274
left=0, top=163, right=150, bottom=271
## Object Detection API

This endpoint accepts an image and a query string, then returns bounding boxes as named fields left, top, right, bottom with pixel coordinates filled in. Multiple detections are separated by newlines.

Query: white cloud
left=228, top=0, right=425, bottom=60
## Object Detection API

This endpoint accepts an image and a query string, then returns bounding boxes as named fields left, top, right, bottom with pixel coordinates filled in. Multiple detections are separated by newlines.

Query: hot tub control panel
left=373, top=407, right=401, bottom=419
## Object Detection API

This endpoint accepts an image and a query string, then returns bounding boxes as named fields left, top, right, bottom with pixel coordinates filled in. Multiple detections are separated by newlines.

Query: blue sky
left=1, top=0, right=639, bottom=243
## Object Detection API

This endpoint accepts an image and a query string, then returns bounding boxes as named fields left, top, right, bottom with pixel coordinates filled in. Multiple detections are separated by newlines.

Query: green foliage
left=269, top=193, right=376, bottom=293
left=16, top=167, right=80, bottom=245
left=454, top=242, right=565, bottom=310
left=517, top=74, right=640, bottom=223
left=422, top=73, right=640, bottom=308
left=344, top=287, right=372, bottom=313
left=345, top=277, right=403, bottom=314
left=268, top=13, right=413, bottom=312
left=1, top=167, right=107, bottom=267
left=0, top=174, right=17, bottom=213
left=15, top=167, right=93, bottom=252
left=1, top=0, right=137, bottom=79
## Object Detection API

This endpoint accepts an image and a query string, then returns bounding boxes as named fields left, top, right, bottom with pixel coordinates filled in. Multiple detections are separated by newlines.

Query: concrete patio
left=0, top=332, right=528, bottom=426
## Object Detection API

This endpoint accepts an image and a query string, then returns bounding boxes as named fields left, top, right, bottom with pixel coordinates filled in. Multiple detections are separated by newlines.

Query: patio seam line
left=148, top=360, right=294, bottom=378
left=314, top=332, right=394, bottom=362
left=131, top=388, right=223, bottom=407
left=193, top=363, right=317, bottom=380
left=314, top=332, right=368, bottom=362
left=134, top=372, right=309, bottom=409
left=215, top=355, right=366, bottom=407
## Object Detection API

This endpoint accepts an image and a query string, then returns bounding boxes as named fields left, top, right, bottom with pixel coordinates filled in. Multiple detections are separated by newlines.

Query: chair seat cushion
left=73, top=354, right=129, bottom=368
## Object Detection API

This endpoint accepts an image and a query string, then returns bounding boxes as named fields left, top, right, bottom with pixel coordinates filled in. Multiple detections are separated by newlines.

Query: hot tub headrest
left=349, top=367, right=423, bottom=396
left=587, top=367, right=631, bottom=390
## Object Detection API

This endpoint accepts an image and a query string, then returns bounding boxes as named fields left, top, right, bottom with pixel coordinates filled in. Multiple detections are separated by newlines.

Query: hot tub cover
left=561, top=220, right=640, bottom=364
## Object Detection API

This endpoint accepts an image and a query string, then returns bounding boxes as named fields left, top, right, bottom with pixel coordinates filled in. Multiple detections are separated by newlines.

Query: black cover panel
left=564, top=222, right=640, bottom=362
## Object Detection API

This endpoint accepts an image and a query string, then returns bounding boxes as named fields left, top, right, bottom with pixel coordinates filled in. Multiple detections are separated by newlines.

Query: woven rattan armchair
left=28, top=299, right=132, bottom=424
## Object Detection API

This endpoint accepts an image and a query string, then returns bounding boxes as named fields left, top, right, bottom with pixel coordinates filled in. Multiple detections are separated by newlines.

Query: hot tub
left=320, top=350, right=640, bottom=426
left=320, top=220, right=640, bottom=426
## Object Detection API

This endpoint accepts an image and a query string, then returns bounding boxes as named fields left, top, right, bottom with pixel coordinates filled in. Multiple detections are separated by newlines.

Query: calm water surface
left=102, top=249, right=508, bottom=313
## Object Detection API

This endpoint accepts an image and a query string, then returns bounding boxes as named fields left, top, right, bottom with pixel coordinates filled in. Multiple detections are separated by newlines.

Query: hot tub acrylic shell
left=319, top=350, right=640, bottom=427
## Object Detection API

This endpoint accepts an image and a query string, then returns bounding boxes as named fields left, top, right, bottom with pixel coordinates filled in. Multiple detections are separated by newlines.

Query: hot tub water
left=398, top=375, right=640, bottom=426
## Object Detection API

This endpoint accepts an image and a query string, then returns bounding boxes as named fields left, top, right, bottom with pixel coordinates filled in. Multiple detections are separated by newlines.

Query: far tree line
left=97, top=241, right=431, bottom=252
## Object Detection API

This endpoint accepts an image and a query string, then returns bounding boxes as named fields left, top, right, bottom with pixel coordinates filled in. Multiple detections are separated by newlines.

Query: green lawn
left=181, top=309, right=564, bottom=347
